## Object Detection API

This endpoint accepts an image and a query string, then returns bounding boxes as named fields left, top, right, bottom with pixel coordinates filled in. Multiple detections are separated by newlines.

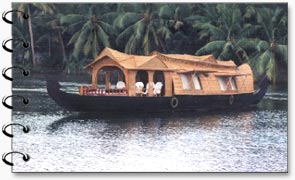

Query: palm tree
left=194, top=4, right=250, bottom=64
left=59, top=5, right=115, bottom=59
left=238, top=6, right=288, bottom=82
left=114, top=4, right=175, bottom=55
left=160, top=4, right=205, bottom=54
left=16, top=3, right=54, bottom=66
left=34, top=13, right=67, bottom=65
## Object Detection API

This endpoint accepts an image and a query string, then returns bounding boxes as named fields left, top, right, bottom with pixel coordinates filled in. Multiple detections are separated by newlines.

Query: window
left=230, top=77, right=237, bottom=90
left=217, top=77, right=227, bottom=91
left=179, top=74, right=190, bottom=90
left=217, top=76, right=237, bottom=91
left=192, top=74, right=202, bottom=90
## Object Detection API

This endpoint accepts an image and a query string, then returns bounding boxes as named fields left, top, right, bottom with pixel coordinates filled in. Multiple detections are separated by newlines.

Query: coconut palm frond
left=198, top=30, right=209, bottom=40
left=59, top=14, right=85, bottom=25
left=33, top=3, right=55, bottom=14
left=151, top=25, right=159, bottom=47
left=196, top=40, right=226, bottom=55
left=95, top=24, right=110, bottom=47
left=240, top=24, right=262, bottom=37
left=256, top=39, right=269, bottom=52
left=236, top=38, right=258, bottom=51
left=98, top=21, right=115, bottom=35
left=256, top=49, right=272, bottom=75
left=256, top=8, right=273, bottom=41
left=67, top=31, right=81, bottom=46
left=92, top=31, right=99, bottom=58
left=158, top=5, right=174, bottom=19
left=199, top=22, right=226, bottom=40
left=174, top=4, right=191, bottom=20
left=143, top=30, right=150, bottom=55
left=265, top=52, right=276, bottom=82
left=101, top=12, right=119, bottom=24
left=244, top=5, right=256, bottom=19
left=72, top=25, right=89, bottom=57
left=218, top=41, right=232, bottom=60
left=276, top=44, right=288, bottom=64
left=184, top=15, right=210, bottom=24
left=115, top=25, right=134, bottom=45
left=134, top=19, right=145, bottom=40
left=157, top=26, right=171, bottom=40
left=83, top=36, right=92, bottom=56
left=113, top=12, right=142, bottom=29
left=125, top=34, right=137, bottom=54
left=231, top=7, right=242, bottom=27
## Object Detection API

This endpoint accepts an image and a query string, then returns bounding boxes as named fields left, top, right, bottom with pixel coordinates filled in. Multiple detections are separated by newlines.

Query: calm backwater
left=11, top=74, right=288, bottom=172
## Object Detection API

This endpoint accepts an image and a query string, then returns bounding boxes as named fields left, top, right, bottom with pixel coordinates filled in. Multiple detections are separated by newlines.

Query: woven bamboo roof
left=84, top=47, right=237, bottom=71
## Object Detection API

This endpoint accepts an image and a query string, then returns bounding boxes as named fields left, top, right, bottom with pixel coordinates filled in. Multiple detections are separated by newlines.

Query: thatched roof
left=84, top=47, right=237, bottom=72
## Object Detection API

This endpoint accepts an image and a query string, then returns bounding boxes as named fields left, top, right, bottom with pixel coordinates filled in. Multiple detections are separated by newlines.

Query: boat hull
left=47, top=77, right=268, bottom=113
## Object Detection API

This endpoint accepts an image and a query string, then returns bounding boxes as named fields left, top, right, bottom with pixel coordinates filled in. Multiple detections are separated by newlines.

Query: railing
left=80, top=86, right=127, bottom=96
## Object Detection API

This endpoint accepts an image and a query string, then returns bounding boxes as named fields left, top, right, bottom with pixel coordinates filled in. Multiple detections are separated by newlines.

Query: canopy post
left=148, top=71, right=154, bottom=96
left=92, top=68, right=98, bottom=88
left=105, top=70, right=111, bottom=90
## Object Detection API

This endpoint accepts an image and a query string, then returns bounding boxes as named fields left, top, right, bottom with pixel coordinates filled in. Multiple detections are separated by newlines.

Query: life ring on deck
left=170, top=97, right=178, bottom=108
left=229, top=95, right=234, bottom=105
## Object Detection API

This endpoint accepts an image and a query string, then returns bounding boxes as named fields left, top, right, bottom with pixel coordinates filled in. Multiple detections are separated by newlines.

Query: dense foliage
left=12, top=3, right=287, bottom=83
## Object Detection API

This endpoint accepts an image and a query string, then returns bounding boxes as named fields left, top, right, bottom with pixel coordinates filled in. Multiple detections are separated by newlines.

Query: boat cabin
left=80, top=48, right=254, bottom=97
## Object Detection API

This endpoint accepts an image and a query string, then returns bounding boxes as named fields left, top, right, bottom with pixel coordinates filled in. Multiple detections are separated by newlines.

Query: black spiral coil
left=2, top=123, right=30, bottom=138
left=2, top=152, right=30, bottom=166
left=1, top=9, right=31, bottom=166
left=2, top=10, right=29, bottom=24
left=2, top=66, right=30, bottom=81
left=2, top=38, right=30, bottom=53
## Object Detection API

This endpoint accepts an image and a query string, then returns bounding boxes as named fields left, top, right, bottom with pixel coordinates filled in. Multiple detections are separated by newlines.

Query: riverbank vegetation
left=12, top=3, right=287, bottom=83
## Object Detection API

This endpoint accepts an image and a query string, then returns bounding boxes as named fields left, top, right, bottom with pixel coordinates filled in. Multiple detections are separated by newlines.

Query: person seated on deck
left=153, top=82, right=163, bottom=96
left=116, top=81, right=126, bottom=94
left=116, top=81, right=126, bottom=89
left=135, top=82, right=144, bottom=96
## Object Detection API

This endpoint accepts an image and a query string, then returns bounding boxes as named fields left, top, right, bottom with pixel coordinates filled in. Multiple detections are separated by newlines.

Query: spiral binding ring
left=2, top=123, right=30, bottom=138
left=1, top=9, right=31, bottom=167
left=2, top=38, right=30, bottom=53
left=2, top=67, right=30, bottom=81
left=2, top=10, right=29, bottom=24
left=2, top=95, right=29, bottom=110
left=2, top=152, right=30, bottom=166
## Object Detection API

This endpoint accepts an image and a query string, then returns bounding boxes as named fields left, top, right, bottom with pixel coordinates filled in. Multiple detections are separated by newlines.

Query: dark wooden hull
left=47, top=76, right=268, bottom=113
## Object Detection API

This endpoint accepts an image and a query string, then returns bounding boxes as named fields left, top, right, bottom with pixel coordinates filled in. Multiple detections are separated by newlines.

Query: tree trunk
left=48, top=37, right=51, bottom=57
left=27, top=5, right=36, bottom=66
left=58, top=30, right=66, bottom=63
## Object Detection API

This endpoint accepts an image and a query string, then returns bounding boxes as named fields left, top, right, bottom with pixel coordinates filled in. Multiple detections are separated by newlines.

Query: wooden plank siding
left=84, top=47, right=255, bottom=97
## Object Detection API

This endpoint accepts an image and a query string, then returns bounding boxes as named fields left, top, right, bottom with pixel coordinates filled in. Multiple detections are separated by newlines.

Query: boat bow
left=252, top=75, right=269, bottom=104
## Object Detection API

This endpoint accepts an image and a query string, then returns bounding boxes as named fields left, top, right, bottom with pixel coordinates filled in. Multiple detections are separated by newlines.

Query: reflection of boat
left=47, top=48, right=268, bottom=113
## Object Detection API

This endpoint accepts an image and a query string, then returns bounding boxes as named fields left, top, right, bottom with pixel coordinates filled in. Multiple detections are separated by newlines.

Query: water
left=11, top=74, right=288, bottom=172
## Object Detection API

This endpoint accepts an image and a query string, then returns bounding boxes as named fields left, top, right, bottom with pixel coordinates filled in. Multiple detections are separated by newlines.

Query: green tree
left=34, top=13, right=67, bottom=66
left=16, top=3, right=55, bottom=66
left=114, top=4, right=174, bottom=55
left=239, top=6, right=287, bottom=82
left=59, top=5, right=115, bottom=59
left=194, top=4, right=251, bottom=64
left=11, top=24, right=31, bottom=66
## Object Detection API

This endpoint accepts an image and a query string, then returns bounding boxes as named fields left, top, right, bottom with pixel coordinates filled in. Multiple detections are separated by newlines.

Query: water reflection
left=47, top=109, right=258, bottom=138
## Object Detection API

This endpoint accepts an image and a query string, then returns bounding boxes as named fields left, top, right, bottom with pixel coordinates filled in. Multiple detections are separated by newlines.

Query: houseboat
left=47, top=47, right=268, bottom=112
